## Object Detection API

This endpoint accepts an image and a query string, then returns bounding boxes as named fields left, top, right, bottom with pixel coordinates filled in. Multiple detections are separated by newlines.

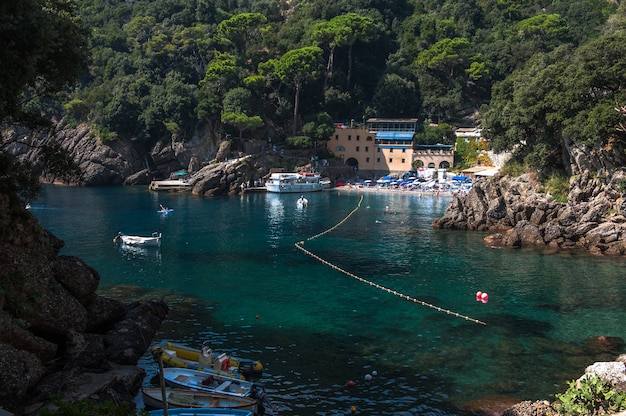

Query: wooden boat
left=153, top=341, right=263, bottom=378
left=114, top=232, right=161, bottom=247
left=162, top=368, right=265, bottom=399
left=142, top=387, right=260, bottom=412
left=148, top=408, right=254, bottom=416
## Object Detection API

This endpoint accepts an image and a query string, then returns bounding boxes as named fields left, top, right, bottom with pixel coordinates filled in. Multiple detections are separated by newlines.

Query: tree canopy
left=3, top=0, right=626, bottom=175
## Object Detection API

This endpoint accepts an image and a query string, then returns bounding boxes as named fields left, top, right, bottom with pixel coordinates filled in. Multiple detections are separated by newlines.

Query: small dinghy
left=162, top=368, right=265, bottom=399
left=114, top=232, right=161, bottom=247
left=148, top=408, right=254, bottom=416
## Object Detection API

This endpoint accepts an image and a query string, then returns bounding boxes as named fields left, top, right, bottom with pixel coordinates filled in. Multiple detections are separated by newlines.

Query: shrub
left=500, top=161, right=526, bottom=177
left=554, top=374, right=626, bottom=415
left=40, top=395, right=149, bottom=416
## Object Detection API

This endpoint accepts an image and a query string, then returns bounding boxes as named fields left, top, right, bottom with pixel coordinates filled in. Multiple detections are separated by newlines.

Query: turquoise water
left=30, top=185, right=626, bottom=415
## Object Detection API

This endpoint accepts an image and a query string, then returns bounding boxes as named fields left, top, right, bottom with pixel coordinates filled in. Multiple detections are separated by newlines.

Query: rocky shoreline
left=0, top=194, right=169, bottom=415
left=433, top=170, right=626, bottom=256
left=3, top=122, right=626, bottom=414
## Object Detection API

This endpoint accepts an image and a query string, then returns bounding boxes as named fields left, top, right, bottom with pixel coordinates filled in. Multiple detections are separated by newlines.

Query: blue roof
left=375, top=132, right=414, bottom=140
left=377, top=145, right=411, bottom=149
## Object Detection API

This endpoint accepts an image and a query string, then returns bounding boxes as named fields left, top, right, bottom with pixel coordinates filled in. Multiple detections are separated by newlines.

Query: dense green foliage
left=40, top=395, right=148, bottom=416
left=3, top=0, right=626, bottom=175
left=554, top=374, right=626, bottom=415
left=0, top=0, right=87, bottom=200
left=0, top=0, right=89, bottom=127
left=63, top=0, right=624, bottom=156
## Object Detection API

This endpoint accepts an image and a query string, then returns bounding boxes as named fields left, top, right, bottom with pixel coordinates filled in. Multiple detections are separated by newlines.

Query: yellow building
left=330, top=118, right=454, bottom=177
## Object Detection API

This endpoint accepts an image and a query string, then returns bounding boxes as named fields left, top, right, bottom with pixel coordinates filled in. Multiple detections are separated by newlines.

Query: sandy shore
left=332, top=184, right=456, bottom=197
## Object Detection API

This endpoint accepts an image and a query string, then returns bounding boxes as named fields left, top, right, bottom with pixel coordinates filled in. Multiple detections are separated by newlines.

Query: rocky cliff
left=0, top=192, right=169, bottom=414
left=433, top=169, right=626, bottom=255
left=2, top=120, right=222, bottom=186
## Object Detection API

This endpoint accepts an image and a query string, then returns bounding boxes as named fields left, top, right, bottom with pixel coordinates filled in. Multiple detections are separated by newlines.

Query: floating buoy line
left=295, top=195, right=487, bottom=326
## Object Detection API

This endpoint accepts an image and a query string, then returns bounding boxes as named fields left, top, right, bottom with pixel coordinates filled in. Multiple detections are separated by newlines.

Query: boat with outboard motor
left=265, top=172, right=325, bottom=193
left=152, top=341, right=263, bottom=378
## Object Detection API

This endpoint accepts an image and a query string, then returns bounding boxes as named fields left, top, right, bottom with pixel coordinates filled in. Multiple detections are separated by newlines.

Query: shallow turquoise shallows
left=31, top=185, right=626, bottom=415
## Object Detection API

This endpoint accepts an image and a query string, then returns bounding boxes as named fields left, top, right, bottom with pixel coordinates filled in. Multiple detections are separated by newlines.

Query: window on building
left=377, top=148, right=381, bottom=152
left=348, top=135, right=352, bottom=141
left=402, top=158, right=405, bottom=163
left=356, top=146, right=360, bottom=151
left=390, top=148, right=393, bottom=153
left=336, top=145, right=345, bottom=151
left=389, top=158, right=393, bottom=163
left=367, top=136, right=373, bottom=141
left=402, top=148, right=406, bottom=153
left=356, top=135, right=360, bottom=141
left=335, top=135, right=339, bottom=140
left=365, top=146, right=369, bottom=152
left=366, top=157, right=370, bottom=162
left=377, top=157, right=381, bottom=163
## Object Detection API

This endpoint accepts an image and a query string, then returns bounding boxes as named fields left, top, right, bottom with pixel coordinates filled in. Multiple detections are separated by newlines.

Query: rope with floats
left=295, top=195, right=486, bottom=326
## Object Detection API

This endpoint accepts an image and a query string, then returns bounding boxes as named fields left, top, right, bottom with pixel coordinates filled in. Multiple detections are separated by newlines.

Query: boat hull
left=265, top=172, right=325, bottom=193
left=119, top=233, right=161, bottom=246
left=149, top=180, right=192, bottom=192
left=265, top=183, right=323, bottom=193
left=148, top=408, right=254, bottom=416
left=142, top=387, right=259, bottom=412
left=162, top=368, right=264, bottom=399
left=154, top=342, right=263, bottom=378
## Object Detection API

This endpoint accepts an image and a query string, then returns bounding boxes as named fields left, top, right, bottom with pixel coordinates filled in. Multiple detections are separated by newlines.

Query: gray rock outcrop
left=2, top=120, right=222, bottom=186
left=434, top=170, right=626, bottom=255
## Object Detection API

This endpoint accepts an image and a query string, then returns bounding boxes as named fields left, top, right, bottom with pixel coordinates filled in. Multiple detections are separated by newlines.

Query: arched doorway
left=346, top=157, right=359, bottom=170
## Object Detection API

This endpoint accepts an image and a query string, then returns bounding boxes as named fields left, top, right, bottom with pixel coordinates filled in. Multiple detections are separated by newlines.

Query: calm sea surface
left=30, top=185, right=626, bottom=415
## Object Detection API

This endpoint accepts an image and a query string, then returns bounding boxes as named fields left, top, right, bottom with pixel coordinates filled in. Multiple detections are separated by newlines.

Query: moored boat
left=114, top=232, right=161, bottom=247
left=149, top=179, right=192, bottom=192
left=162, top=368, right=265, bottom=399
left=148, top=408, right=254, bottom=416
left=265, top=172, right=324, bottom=193
left=153, top=341, right=263, bottom=378
left=142, top=387, right=260, bottom=413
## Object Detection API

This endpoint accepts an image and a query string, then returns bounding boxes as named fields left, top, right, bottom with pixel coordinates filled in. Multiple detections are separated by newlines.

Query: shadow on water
left=106, top=285, right=474, bottom=415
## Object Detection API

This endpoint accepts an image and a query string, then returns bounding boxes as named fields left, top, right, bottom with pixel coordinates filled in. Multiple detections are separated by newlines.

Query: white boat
left=265, top=172, right=324, bottom=193
left=162, top=368, right=264, bottom=398
left=296, top=196, right=308, bottom=209
left=142, top=387, right=261, bottom=413
left=149, top=179, right=192, bottom=192
left=114, top=232, right=162, bottom=247
left=148, top=409, right=254, bottom=416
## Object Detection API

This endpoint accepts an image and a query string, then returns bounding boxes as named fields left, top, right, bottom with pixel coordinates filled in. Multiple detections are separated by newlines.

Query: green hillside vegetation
left=3, top=0, right=626, bottom=178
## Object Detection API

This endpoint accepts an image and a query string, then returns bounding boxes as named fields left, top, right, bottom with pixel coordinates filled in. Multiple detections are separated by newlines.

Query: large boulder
left=0, top=193, right=169, bottom=414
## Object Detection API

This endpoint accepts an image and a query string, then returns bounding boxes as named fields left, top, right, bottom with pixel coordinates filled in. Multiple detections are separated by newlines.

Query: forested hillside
left=19, top=0, right=626, bottom=175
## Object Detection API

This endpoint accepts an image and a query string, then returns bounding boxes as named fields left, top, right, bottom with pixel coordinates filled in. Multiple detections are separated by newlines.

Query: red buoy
left=475, top=291, right=483, bottom=302
left=480, top=292, right=489, bottom=303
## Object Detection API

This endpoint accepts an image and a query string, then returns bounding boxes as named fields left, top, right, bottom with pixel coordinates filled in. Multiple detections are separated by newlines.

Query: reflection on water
left=31, top=186, right=626, bottom=416
left=117, top=244, right=162, bottom=263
